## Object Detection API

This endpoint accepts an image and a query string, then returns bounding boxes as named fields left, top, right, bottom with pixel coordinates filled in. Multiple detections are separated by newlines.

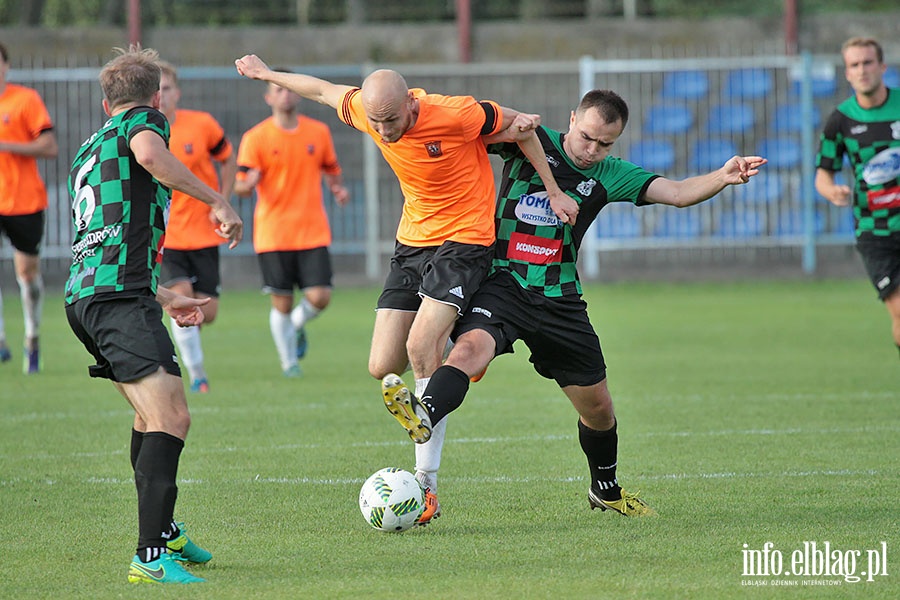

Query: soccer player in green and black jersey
left=64, top=46, right=242, bottom=584
left=815, top=36, right=900, bottom=360
left=382, top=89, right=766, bottom=518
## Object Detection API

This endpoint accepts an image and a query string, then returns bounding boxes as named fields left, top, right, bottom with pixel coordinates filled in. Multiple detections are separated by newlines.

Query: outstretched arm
left=235, top=54, right=355, bottom=109
left=645, top=155, right=768, bottom=208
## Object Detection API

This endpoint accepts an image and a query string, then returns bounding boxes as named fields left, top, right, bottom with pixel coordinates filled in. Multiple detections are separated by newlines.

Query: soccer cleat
left=283, top=364, right=302, bottom=378
left=167, top=522, right=212, bottom=564
left=190, top=378, right=210, bottom=393
left=414, top=471, right=442, bottom=526
left=23, top=346, right=40, bottom=374
left=588, top=487, right=656, bottom=517
left=127, top=552, right=205, bottom=584
left=296, top=327, right=308, bottom=360
left=381, top=373, right=432, bottom=443
left=0, top=344, right=10, bottom=363
left=470, top=364, right=488, bottom=383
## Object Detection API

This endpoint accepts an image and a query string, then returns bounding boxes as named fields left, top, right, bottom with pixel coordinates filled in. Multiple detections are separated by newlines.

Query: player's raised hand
left=722, top=155, right=767, bottom=185
left=235, top=54, right=271, bottom=80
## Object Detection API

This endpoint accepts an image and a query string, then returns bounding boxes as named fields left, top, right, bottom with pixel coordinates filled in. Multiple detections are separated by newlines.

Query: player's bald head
left=360, top=69, right=409, bottom=118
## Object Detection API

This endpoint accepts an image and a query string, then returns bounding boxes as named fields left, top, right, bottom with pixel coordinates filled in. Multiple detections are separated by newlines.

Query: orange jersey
left=0, top=83, right=53, bottom=215
left=237, top=115, right=342, bottom=253
left=164, top=109, right=233, bottom=250
left=338, top=88, right=502, bottom=247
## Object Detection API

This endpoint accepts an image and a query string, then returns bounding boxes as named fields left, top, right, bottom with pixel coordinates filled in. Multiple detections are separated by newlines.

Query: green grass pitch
left=0, top=279, right=896, bottom=598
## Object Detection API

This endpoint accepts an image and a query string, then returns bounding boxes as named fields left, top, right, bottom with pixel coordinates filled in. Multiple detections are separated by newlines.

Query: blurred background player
left=0, top=41, right=58, bottom=373
left=815, top=36, right=900, bottom=361
left=234, top=74, right=350, bottom=377
left=158, top=60, right=238, bottom=393
left=382, top=89, right=766, bottom=519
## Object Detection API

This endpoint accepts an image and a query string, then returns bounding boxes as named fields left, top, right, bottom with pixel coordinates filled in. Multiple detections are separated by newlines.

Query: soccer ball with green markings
left=359, top=467, right=425, bottom=532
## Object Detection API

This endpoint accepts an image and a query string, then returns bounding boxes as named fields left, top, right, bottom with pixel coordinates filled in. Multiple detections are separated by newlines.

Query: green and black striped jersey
left=816, top=88, right=900, bottom=238
left=65, top=107, right=171, bottom=304
left=488, top=126, right=658, bottom=297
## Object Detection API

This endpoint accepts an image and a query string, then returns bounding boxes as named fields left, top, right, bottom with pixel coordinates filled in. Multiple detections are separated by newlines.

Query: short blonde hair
left=157, top=59, right=178, bottom=85
left=99, top=45, right=161, bottom=110
left=841, top=37, right=884, bottom=64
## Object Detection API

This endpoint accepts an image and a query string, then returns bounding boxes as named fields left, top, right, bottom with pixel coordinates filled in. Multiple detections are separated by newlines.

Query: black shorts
left=65, top=293, right=181, bottom=383
left=376, top=241, right=494, bottom=315
left=0, top=211, right=45, bottom=255
left=856, top=235, right=900, bottom=300
left=160, top=246, right=222, bottom=297
left=454, top=270, right=606, bottom=387
left=257, top=247, right=333, bottom=295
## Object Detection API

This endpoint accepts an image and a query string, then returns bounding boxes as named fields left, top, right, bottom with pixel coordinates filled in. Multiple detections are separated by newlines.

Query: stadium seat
left=643, top=103, right=693, bottom=135
left=771, top=102, right=821, bottom=133
left=627, top=139, right=675, bottom=172
left=652, top=207, right=702, bottom=238
left=715, top=207, right=765, bottom=238
left=596, top=203, right=642, bottom=239
left=774, top=208, right=825, bottom=236
left=660, top=70, right=709, bottom=100
left=884, top=66, right=900, bottom=88
left=706, top=103, right=754, bottom=135
left=789, top=77, right=837, bottom=98
left=756, top=137, right=802, bottom=169
left=723, top=68, right=773, bottom=99
left=732, top=173, right=784, bottom=204
left=689, top=139, right=738, bottom=172
left=829, top=207, right=855, bottom=237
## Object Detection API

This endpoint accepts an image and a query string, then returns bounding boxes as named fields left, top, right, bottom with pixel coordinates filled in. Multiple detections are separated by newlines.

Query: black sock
left=134, top=431, right=184, bottom=556
left=130, top=429, right=144, bottom=471
left=896, top=345, right=900, bottom=360
left=578, top=419, right=621, bottom=501
left=419, top=365, right=470, bottom=425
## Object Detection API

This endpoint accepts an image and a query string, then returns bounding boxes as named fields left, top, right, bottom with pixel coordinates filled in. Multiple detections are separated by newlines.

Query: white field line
left=0, top=468, right=882, bottom=488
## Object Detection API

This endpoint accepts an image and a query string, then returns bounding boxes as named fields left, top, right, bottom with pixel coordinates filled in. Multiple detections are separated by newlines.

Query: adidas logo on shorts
left=448, top=286, right=464, bottom=299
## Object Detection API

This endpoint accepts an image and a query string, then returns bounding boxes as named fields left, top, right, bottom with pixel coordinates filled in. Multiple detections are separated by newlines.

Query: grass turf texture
left=0, top=279, right=896, bottom=598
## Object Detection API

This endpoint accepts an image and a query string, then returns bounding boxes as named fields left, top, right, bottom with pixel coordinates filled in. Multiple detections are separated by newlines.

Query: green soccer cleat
left=296, top=326, right=308, bottom=359
left=127, top=552, right=205, bottom=584
left=589, top=487, right=657, bottom=517
left=167, top=522, right=212, bottom=564
left=382, top=373, right=432, bottom=443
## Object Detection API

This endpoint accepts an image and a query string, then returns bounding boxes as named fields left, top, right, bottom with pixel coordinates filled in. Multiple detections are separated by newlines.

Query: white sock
left=290, top=297, right=321, bottom=330
left=170, top=318, right=205, bottom=381
left=415, top=377, right=430, bottom=399
left=269, top=308, right=296, bottom=371
left=0, top=286, right=6, bottom=343
left=18, top=275, right=42, bottom=342
left=415, top=418, right=447, bottom=492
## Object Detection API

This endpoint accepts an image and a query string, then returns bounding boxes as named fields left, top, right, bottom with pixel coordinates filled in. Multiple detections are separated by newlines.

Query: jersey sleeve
left=24, top=88, right=53, bottom=137
left=236, top=127, right=261, bottom=181
left=204, top=113, right=232, bottom=162
left=319, top=126, right=342, bottom=176
left=457, top=96, right=503, bottom=142
left=602, top=157, right=659, bottom=206
left=337, top=88, right=365, bottom=132
left=815, top=109, right=845, bottom=172
left=125, top=107, right=169, bottom=144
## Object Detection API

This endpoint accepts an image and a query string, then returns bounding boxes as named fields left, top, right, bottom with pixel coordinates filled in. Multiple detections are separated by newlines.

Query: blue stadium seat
left=790, top=77, right=837, bottom=98
left=706, top=103, right=754, bottom=135
left=660, top=70, right=709, bottom=100
left=771, top=102, right=821, bottom=133
left=775, top=208, right=825, bottom=236
left=627, top=139, right=675, bottom=172
left=884, top=66, right=900, bottom=88
left=689, top=139, right=738, bottom=172
left=596, top=203, right=642, bottom=239
left=829, top=207, right=855, bottom=236
left=756, top=137, right=802, bottom=169
left=715, top=208, right=765, bottom=238
left=643, top=103, right=693, bottom=135
left=732, top=173, right=784, bottom=204
left=723, top=68, right=773, bottom=99
left=652, top=207, right=702, bottom=238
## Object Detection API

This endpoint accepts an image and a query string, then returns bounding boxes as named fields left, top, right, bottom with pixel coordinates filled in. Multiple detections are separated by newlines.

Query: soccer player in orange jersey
left=158, top=61, right=238, bottom=393
left=235, top=55, right=569, bottom=522
left=234, top=76, right=350, bottom=377
left=0, top=42, right=58, bottom=374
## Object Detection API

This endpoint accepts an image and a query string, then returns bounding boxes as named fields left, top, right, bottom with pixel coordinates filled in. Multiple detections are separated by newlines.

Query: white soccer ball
left=358, top=467, right=425, bottom=532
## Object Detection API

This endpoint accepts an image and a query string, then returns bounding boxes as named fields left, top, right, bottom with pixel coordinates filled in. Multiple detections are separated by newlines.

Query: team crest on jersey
left=892, top=121, right=900, bottom=140
left=576, top=178, right=597, bottom=196
left=425, top=141, right=443, bottom=157
left=307, top=144, right=315, bottom=155
left=2, top=114, right=8, bottom=125
left=183, top=143, right=194, bottom=155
